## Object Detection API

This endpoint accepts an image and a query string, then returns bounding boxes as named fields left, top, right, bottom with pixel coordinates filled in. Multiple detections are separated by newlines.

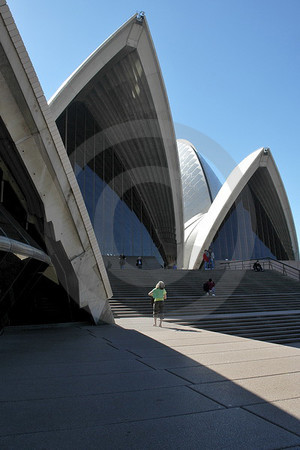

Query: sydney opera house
left=0, top=4, right=298, bottom=328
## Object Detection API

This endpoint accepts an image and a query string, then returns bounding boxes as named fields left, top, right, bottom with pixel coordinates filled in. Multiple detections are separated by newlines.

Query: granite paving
left=0, top=318, right=299, bottom=449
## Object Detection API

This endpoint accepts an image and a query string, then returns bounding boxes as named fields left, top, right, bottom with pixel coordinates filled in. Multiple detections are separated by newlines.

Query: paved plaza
left=0, top=318, right=299, bottom=449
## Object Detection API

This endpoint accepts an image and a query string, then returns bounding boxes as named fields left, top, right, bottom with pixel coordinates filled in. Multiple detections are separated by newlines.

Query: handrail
left=219, top=257, right=300, bottom=281
left=0, top=236, right=51, bottom=264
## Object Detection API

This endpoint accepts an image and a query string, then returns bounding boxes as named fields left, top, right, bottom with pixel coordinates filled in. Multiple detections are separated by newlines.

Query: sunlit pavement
left=0, top=318, right=299, bottom=449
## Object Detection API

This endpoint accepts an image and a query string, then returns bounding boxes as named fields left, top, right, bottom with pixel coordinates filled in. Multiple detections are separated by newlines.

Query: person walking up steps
left=148, top=281, right=167, bottom=327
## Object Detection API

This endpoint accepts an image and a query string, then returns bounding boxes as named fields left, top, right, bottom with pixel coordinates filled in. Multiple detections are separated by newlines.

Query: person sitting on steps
left=203, top=278, right=216, bottom=296
left=253, top=260, right=263, bottom=272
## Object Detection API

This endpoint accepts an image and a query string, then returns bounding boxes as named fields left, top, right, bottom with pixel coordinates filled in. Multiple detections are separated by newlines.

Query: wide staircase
left=106, top=257, right=300, bottom=345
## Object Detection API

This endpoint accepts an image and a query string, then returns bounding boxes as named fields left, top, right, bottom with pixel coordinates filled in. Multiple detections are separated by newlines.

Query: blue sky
left=7, top=0, right=300, bottom=249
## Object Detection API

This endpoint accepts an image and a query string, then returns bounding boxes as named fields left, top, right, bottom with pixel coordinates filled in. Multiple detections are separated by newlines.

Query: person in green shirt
left=148, top=281, right=167, bottom=327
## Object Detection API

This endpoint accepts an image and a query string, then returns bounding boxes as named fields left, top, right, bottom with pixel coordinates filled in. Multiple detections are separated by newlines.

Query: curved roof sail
left=49, top=14, right=184, bottom=265
left=187, top=148, right=299, bottom=269
left=177, top=139, right=221, bottom=224
left=177, top=139, right=222, bottom=268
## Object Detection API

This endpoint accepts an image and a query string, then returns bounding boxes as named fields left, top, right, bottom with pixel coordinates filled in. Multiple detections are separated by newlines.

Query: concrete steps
left=107, top=262, right=300, bottom=344
left=173, top=313, right=300, bottom=345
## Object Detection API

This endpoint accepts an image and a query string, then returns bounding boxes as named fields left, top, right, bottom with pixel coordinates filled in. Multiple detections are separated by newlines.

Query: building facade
left=0, top=2, right=114, bottom=327
left=0, top=3, right=298, bottom=327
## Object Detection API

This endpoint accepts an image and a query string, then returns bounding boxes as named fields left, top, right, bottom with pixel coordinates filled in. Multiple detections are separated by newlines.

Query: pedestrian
left=203, top=250, right=209, bottom=270
left=119, top=254, right=126, bottom=269
left=253, top=260, right=263, bottom=272
left=148, top=281, right=167, bottom=327
left=203, top=278, right=216, bottom=296
left=208, top=248, right=215, bottom=270
left=136, top=256, right=143, bottom=268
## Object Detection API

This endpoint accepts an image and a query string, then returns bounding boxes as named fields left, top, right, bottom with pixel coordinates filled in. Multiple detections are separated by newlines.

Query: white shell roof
left=49, top=14, right=184, bottom=265
left=185, top=147, right=299, bottom=268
